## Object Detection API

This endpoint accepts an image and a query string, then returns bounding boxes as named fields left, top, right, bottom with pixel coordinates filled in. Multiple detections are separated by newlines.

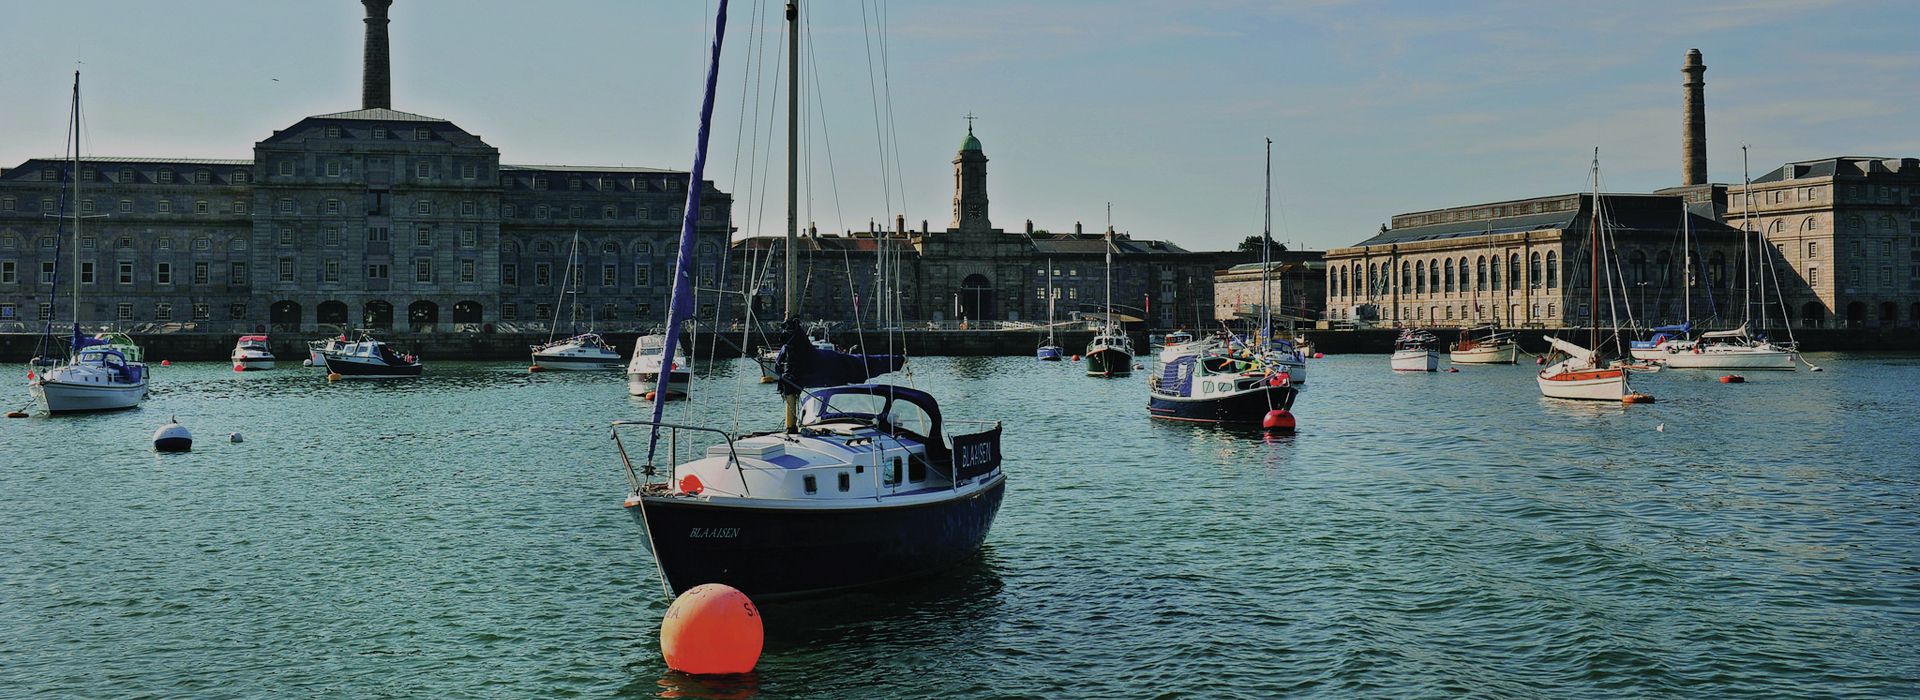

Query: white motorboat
left=1157, top=330, right=1204, bottom=364
left=627, top=333, right=691, bottom=398
left=1660, top=325, right=1797, bottom=370
left=1390, top=329, right=1438, bottom=372
left=231, top=335, right=276, bottom=371
left=1537, top=336, right=1629, bottom=401
left=319, top=330, right=422, bottom=378
left=1448, top=327, right=1518, bottom=364
left=532, top=332, right=622, bottom=370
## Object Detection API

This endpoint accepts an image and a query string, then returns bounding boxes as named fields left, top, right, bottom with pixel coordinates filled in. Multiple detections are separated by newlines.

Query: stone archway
left=408, top=300, right=440, bottom=332
left=958, top=273, right=994, bottom=322
left=452, top=300, right=484, bottom=330
left=1801, top=301, right=1826, bottom=328
left=1880, top=301, right=1899, bottom=326
left=363, top=300, right=394, bottom=329
left=269, top=300, right=302, bottom=332
left=317, top=300, right=349, bottom=327
left=1845, top=301, right=1867, bottom=328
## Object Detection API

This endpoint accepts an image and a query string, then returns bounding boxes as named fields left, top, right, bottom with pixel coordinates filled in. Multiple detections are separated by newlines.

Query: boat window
left=805, top=392, right=886, bottom=423
left=908, top=458, right=927, bottom=483
left=836, top=472, right=850, bottom=492
left=885, top=457, right=901, bottom=485
left=803, top=475, right=817, bottom=494
left=883, top=399, right=935, bottom=438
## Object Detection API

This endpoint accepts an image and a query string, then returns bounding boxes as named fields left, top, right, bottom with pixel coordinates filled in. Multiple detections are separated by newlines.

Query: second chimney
left=1682, top=49, right=1706, bottom=186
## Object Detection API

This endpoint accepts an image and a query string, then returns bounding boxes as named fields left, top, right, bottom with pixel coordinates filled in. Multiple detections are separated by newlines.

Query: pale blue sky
left=2, top=0, right=1915, bottom=252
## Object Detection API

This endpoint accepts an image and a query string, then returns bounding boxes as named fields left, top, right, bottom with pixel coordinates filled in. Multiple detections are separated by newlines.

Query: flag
left=1144, top=293, right=1150, bottom=315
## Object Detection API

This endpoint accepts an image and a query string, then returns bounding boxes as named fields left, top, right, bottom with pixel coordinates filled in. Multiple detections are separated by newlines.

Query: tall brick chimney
left=362, top=0, right=393, bottom=110
left=1682, top=49, right=1706, bottom=186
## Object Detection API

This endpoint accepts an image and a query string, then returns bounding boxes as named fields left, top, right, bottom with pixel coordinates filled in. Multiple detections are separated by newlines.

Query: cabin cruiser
left=1148, top=347, right=1297, bottom=424
left=318, top=330, right=422, bottom=378
left=628, top=334, right=691, bottom=398
left=1390, top=329, right=1439, bottom=372
left=531, top=332, right=622, bottom=370
left=231, top=335, right=275, bottom=371
left=1085, top=326, right=1135, bottom=377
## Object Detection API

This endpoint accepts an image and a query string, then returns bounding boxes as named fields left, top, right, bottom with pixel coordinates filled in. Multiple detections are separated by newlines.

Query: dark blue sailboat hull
left=630, top=474, right=1007, bottom=599
left=1148, top=385, right=1296, bottom=424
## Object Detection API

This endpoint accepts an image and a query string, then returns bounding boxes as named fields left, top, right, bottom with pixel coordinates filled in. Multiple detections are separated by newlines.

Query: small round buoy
left=1719, top=374, right=1745, bottom=384
left=228, top=432, right=244, bottom=443
left=528, top=364, right=545, bottom=373
left=644, top=391, right=658, bottom=400
left=302, top=358, right=314, bottom=367
left=1622, top=392, right=1656, bottom=404
left=6, top=411, right=28, bottom=419
left=153, top=418, right=193, bottom=452
left=1071, top=355, right=1081, bottom=361
left=1262, top=409, right=1296, bottom=431
left=1446, top=367, right=1459, bottom=373
left=660, top=583, right=763, bottom=675
left=1134, top=363, right=1144, bottom=370
left=1312, top=352, right=1325, bottom=359
left=26, top=371, right=36, bottom=380
left=679, top=474, right=704, bottom=495
left=327, top=372, right=342, bottom=382
left=233, top=364, right=245, bottom=373
left=1536, top=356, right=1547, bottom=365
left=758, top=376, right=775, bottom=384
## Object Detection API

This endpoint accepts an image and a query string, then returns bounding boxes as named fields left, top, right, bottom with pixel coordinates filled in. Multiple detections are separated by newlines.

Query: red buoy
left=1262, top=409, right=1296, bottom=431
left=1535, top=356, right=1546, bottom=365
left=660, top=583, right=763, bottom=675
left=1720, top=374, right=1745, bottom=383
left=1312, top=352, right=1325, bottom=359
left=1446, top=367, right=1460, bottom=373
left=160, top=359, right=171, bottom=366
left=1622, top=392, right=1657, bottom=404
left=1071, top=354, right=1082, bottom=361
left=528, top=365, right=545, bottom=373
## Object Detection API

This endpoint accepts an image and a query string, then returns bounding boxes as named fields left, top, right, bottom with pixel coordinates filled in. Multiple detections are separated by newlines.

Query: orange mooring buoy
left=1622, top=392, right=1656, bottom=404
left=1262, top=409, right=1296, bottom=431
left=660, top=583, right=763, bottom=675
left=528, top=364, right=545, bottom=373
left=1719, top=374, right=1745, bottom=384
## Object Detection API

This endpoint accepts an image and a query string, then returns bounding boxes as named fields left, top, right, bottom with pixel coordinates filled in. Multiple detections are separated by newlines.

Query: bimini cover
left=776, top=320, right=904, bottom=392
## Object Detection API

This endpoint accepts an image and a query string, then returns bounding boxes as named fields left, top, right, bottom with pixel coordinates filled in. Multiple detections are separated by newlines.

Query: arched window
left=1629, top=250, right=1647, bottom=284
left=1444, top=262, right=1455, bottom=292
left=1801, top=217, right=1818, bottom=232
left=1530, top=252, right=1542, bottom=288
left=1458, top=258, right=1470, bottom=293
left=1509, top=253, right=1521, bottom=290
left=1490, top=256, right=1502, bottom=291
left=1545, top=251, right=1558, bottom=289
left=1401, top=261, right=1412, bottom=293
left=1339, top=266, right=1348, bottom=297
left=1476, top=256, right=1488, bottom=292
left=1367, top=263, right=1378, bottom=297
left=1416, top=261, right=1427, bottom=294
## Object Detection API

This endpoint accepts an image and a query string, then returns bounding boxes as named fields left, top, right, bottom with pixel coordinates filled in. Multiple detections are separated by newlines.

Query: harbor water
left=3, top=354, right=1917, bottom=697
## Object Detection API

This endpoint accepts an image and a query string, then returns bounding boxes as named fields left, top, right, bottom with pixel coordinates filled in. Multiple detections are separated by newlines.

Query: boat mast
left=1046, top=258, right=1055, bottom=342
left=1682, top=200, right=1692, bottom=326
left=1262, top=137, right=1272, bottom=343
left=1742, top=145, right=1762, bottom=330
left=70, top=71, right=82, bottom=332
left=1589, top=148, right=1600, bottom=354
left=1105, top=202, right=1113, bottom=332
left=783, top=0, right=800, bottom=432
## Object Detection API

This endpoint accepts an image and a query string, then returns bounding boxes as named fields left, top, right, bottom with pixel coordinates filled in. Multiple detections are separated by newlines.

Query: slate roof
left=501, top=164, right=682, bottom=174
left=27, top=156, right=252, bottom=165
left=1351, top=193, right=1731, bottom=248
left=1750, top=156, right=1909, bottom=183
left=309, top=107, right=448, bottom=122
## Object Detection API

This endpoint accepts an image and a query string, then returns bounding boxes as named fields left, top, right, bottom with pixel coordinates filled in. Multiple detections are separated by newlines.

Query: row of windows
left=0, top=260, right=245, bottom=287
left=0, top=301, right=249, bottom=323
left=502, top=202, right=708, bottom=222
left=318, top=125, right=434, bottom=141
left=502, top=175, right=684, bottom=193
left=275, top=157, right=480, bottom=181
left=1334, top=252, right=1559, bottom=298
left=274, top=224, right=479, bottom=249
left=27, top=166, right=248, bottom=185
left=2, top=196, right=247, bottom=216
left=496, top=300, right=702, bottom=323
left=270, top=258, right=481, bottom=285
left=499, top=263, right=716, bottom=288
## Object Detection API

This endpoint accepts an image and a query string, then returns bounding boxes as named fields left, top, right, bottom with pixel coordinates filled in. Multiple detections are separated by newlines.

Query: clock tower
left=951, top=121, right=989, bottom=231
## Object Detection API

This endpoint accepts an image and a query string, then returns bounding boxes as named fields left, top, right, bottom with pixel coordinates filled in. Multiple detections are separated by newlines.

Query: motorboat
left=1537, top=336, right=1629, bottom=401
left=1085, top=327, right=1134, bottom=377
left=1660, top=325, right=1797, bottom=370
left=1390, top=329, right=1439, bottom=372
left=1629, top=324, right=1690, bottom=361
left=1156, top=330, right=1204, bottom=364
left=531, top=332, right=622, bottom=370
left=30, top=327, right=148, bottom=414
left=1148, top=348, right=1297, bottom=424
left=1448, top=326, right=1518, bottom=364
left=231, top=335, right=275, bottom=371
left=627, top=333, right=691, bottom=398
left=318, top=330, right=422, bottom=378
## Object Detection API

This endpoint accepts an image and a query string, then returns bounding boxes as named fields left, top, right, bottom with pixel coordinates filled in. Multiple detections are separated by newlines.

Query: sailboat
left=1036, top=259, right=1064, bottom=360
left=1661, top=147, right=1799, bottom=371
left=28, top=72, right=149, bottom=414
left=1085, top=212, right=1134, bottom=377
left=1147, top=139, right=1298, bottom=424
left=1448, top=326, right=1517, bottom=364
left=612, top=0, right=1007, bottom=599
left=530, top=231, right=621, bottom=370
left=1538, top=151, right=1638, bottom=402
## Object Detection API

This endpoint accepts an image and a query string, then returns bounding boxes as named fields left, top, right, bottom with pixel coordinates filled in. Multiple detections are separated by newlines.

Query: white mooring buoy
left=153, top=417, right=193, bottom=452
left=228, top=432, right=244, bottom=443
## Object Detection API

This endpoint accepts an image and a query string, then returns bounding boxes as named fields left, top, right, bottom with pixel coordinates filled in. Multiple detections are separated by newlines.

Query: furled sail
left=775, top=319, right=905, bottom=392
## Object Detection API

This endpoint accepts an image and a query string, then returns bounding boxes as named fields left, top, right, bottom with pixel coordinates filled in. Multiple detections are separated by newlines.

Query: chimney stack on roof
left=362, top=0, right=393, bottom=110
left=1682, top=48, right=1707, bottom=187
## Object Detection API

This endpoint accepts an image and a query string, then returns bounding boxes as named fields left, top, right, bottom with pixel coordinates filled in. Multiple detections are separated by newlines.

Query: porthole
left=837, top=472, right=851, bottom=492
left=803, top=475, right=817, bottom=494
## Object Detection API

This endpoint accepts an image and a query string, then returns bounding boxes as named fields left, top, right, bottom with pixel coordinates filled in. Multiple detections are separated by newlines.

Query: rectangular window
left=1, top=261, right=15, bottom=283
left=156, top=200, right=172, bottom=213
left=460, top=259, right=476, bottom=283
left=602, top=264, right=617, bottom=287
left=192, top=262, right=208, bottom=285
left=191, top=303, right=209, bottom=321
left=324, top=224, right=341, bottom=246
left=119, top=168, right=135, bottom=182
left=278, top=198, right=293, bottom=214
left=460, top=163, right=477, bottom=180
left=41, top=261, right=56, bottom=285
left=503, top=204, right=516, bottom=218
left=324, top=125, right=341, bottom=138
left=536, top=303, right=552, bottom=320
left=232, top=200, right=246, bottom=214
left=278, top=259, right=294, bottom=282
left=535, top=263, right=552, bottom=286
left=1809, top=241, right=1819, bottom=258
left=233, top=171, right=249, bottom=184
left=501, top=303, right=518, bottom=321
left=461, top=200, right=476, bottom=216
left=637, top=302, right=652, bottom=317
left=603, top=205, right=617, bottom=220
left=373, top=127, right=387, bottom=139
left=324, top=259, right=341, bottom=283
left=325, top=160, right=341, bottom=177
left=229, top=303, right=247, bottom=320
left=368, top=226, right=389, bottom=243
left=416, top=225, right=432, bottom=247
left=460, top=226, right=476, bottom=247
left=415, top=259, right=433, bottom=283
left=416, top=161, right=431, bottom=179
left=569, top=205, right=583, bottom=219
left=568, top=178, right=582, bottom=191
left=154, top=302, right=172, bottom=322
left=279, top=161, right=293, bottom=177
left=634, top=265, right=650, bottom=286
left=158, top=169, right=174, bottom=184
left=502, top=263, right=518, bottom=285
left=535, top=204, right=549, bottom=219
left=118, top=261, right=134, bottom=285
left=83, top=237, right=97, bottom=250
left=194, top=200, right=208, bottom=215
left=414, top=127, right=430, bottom=140
left=80, top=199, right=95, bottom=214
left=0, top=303, right=13, bottom=320
left=278, top=227, right=294, bottom=246
left=231, top=262, right=249, bottom=284
left=80, top=262, right=95, bottom=285
left=533, top=176, right=548, bottom=190
left=0, top=196, right=12, bottom=212
left=326, top=198, right=341, bottom=214
left=367, top=263, right=389, bottom=280
left=116, top=302, right=133, bottom=321
left=1881, top=267, right=1892, bottom=286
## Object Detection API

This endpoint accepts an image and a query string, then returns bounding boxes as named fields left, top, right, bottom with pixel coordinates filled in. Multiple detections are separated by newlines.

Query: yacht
left=318, top=330, right=422, bottom=378
left=231, top=335, right=276, bottom=371
left=627, top=333, right=691, bottom=398
left=1390, top=329, right=1439, bottom=372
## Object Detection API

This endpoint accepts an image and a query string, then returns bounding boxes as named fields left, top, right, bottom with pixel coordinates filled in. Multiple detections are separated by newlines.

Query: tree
left=1237, top=235, right=1287, bottom=254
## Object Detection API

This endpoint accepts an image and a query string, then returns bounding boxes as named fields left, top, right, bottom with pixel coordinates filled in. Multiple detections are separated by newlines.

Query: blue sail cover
left=776, top=320, right=905, bottom=392
left=70, top=324, right=108, bottom=351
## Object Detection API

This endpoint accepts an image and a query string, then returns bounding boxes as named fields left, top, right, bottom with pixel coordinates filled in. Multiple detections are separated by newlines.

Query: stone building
left=1726, top=157, right=1920, bottom=327
left=1212, top=252, right=1326, bottom=325
left=0, top=0, right=730, bottom=336
left=729, top=127, right=1243, bottom=330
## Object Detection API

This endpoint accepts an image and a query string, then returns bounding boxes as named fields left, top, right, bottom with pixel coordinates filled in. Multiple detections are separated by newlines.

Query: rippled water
left=3, top=353, right=1918, bottom=698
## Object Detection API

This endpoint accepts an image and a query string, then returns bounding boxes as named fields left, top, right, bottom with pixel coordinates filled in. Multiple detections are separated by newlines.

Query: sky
left=2, top=0, right=1916, bottom=253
